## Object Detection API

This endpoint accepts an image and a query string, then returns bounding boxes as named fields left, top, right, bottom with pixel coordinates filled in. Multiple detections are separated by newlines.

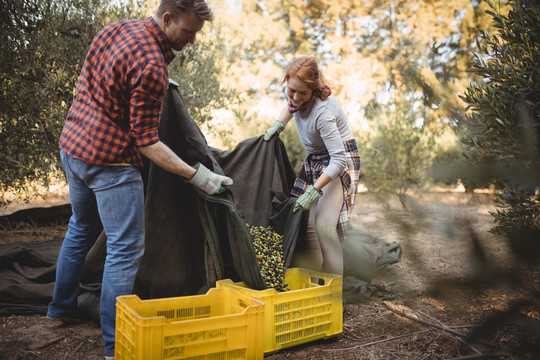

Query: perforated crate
left=114, top=287, right=265, bottom=359
left=216, top=267, right=342, bottom=353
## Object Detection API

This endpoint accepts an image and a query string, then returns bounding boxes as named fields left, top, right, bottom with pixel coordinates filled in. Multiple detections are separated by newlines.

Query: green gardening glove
left=263, top=120, right=285, bottom=141
left=293, top=185, right=323, bottom=212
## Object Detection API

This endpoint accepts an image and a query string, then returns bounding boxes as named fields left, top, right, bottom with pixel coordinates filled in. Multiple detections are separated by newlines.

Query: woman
left=264, top=56, right=361, bottom=276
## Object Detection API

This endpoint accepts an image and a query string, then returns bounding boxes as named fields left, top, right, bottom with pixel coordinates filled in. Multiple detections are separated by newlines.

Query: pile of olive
left=246, top=224, right=289, bottom=292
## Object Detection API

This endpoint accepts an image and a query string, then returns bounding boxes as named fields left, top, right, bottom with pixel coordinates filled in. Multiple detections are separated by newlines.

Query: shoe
left=104, top=357, right=114, bottom=360
left=46, top=313, right=80, bottom=324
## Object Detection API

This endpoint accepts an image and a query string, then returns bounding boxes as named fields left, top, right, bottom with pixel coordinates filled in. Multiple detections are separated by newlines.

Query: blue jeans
left=47, top=151, right=145, bottom=357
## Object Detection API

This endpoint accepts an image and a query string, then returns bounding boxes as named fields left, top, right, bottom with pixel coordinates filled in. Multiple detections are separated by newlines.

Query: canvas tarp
left=0, top=84, right=401, bottom=317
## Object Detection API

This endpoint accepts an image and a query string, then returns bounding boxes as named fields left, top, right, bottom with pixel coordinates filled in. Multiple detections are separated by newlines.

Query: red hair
left=282, top=56, right=329, bottom=101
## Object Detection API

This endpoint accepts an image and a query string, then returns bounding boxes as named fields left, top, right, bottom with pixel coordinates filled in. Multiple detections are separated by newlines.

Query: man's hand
left=293, top=185, right=323, bottom=212
left=263, top=120, right=285, bottom=141
left=187, top=163, right=233, bottom=194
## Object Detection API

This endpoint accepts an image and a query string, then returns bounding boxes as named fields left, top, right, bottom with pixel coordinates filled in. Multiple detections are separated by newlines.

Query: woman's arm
left=277, top=105, right=293, bottom=125
left=264, top=105, right=293, bottom=141
left=313, top=173, right=332, bottom=192
left=317, top=114, right=348, bottom=187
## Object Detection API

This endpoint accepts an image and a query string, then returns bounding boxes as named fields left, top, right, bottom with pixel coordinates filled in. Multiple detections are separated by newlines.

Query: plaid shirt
left=59, top=17, right=175, bottom=166
left=291, top=139, right=361, bottom=241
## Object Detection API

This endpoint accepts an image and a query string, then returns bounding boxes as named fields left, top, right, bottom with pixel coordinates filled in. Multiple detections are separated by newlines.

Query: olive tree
left=460, top=0, right=540, bottom=260
left=0, top=0, right=143, bottom=202
left=359, top=100, right=437, bottom=208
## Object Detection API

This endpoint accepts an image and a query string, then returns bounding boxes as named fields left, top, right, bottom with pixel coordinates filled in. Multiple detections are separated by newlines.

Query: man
left=46, top=1, right=230, bottom=358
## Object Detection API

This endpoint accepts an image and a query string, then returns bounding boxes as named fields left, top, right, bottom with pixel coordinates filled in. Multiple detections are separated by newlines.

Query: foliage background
left=2, top=0, right=538, bottom=243
left=459, top=0, right=539, bottom=254
left=0, top=0, right=145, bottom=199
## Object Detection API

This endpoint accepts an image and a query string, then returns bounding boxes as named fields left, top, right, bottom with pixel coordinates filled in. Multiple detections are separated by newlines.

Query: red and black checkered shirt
left=59, top=17, right=175, bottom=166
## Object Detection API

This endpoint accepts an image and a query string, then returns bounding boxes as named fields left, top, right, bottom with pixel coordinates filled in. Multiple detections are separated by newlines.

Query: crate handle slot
left=238, top=299, right=249, bottom=308
left=310, top=276, right=325, bottom=286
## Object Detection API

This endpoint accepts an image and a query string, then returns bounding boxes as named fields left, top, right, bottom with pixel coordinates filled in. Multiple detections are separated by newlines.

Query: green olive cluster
left=246, top=224, right=289, bottom=292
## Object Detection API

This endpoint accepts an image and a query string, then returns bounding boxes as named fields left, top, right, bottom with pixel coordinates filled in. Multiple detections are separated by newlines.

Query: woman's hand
left=263, top=120, right=285, bottom=141
left=293, top=185, right=323, bottom=212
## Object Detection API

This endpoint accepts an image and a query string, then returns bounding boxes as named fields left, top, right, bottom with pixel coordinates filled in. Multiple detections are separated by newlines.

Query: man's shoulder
left=98, top=18, right=140, bottom=35
left=97, top=18, right=160, bottom=56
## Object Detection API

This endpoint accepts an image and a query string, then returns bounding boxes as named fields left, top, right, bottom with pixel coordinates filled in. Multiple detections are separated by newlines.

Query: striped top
left=59, top=17, right=175, bottom=166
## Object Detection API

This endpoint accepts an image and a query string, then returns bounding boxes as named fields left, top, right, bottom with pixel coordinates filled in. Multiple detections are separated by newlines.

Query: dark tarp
left=0, top=86, right=305, bottom=316
left=0, top=85, right=401, bottom=317
left=342, top=227, right=402, bottom=301
left=134, top=85, right=306, bottom=300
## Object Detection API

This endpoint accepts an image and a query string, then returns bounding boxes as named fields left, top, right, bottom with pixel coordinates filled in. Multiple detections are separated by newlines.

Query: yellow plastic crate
left=216, top=268, right=342, bottom=354
left=114, top=287, right=265, bottom=359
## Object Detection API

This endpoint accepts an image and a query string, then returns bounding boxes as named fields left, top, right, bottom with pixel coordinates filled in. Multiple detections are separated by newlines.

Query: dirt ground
left=0, top=190, right=539, bottom=360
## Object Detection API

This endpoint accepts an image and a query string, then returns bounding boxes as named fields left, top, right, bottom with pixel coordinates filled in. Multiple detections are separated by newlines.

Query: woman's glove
left=187, top=163, right=233, bottom=194
left=293, top=185, right=323, bottom=212
left=263, top=120, right=285, bottom=141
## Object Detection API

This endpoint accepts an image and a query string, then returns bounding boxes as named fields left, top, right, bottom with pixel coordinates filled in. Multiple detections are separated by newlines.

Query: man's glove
left=187, top=163, right=233, bottom=195
left=293, top=185, right=323, bottom=212
left=263, top=120, right=285, bottom=141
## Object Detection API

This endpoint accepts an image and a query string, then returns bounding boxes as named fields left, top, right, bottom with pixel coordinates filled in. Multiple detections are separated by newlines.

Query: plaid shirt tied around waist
left=59, top=17, right=175, bottom=166
left=291, top=139, right=361, bottom=240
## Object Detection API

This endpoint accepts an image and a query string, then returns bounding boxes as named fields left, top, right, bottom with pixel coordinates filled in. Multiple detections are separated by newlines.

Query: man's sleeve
left=129, top=61, right=168, bottom=147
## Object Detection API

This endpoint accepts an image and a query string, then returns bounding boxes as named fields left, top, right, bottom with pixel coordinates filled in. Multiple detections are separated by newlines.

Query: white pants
left=296, top=177, right=344, bottom=275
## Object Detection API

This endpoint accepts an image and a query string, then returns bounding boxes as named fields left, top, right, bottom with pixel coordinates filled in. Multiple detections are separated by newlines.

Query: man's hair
left=156, top=0, right=214, bottom=21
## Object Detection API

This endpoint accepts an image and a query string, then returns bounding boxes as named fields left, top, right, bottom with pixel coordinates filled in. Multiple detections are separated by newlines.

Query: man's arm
left=138, top=141, right=196, bottom=179
left=138, top=141, right=233, bottom=194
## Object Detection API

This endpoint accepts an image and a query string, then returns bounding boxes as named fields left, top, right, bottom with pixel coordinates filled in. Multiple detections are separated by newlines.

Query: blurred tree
left=427, top=130, right=468, bottom=188
left=359, top=100, right=436, bottom=207
left=274, top=0, right=497, bottom=121
left=0, top=0, right=143, bottom=202
left=168, top=20, right=246, bottom=150
left=460, top=0, right=540, bottom=259
left=278, top=121, right=307, bottom=172
left=0, top=0, right=237, bottom=202
left=209, top=0, right=501, bottom=187
left=0, top=0, right=511, bottom=204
